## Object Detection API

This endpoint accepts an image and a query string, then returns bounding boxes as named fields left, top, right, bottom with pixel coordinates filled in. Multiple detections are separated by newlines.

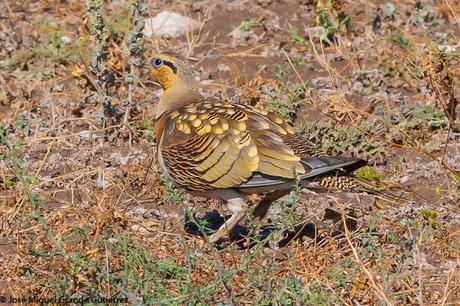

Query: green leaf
left=388, top=33, right=412, bottom=50
left=452, top=174, right=460, bottom=184
left=357, top=166, right=381, bottom=184
left=420, top=209, right=438, bottom=229
left=288, top=23, right=306, bottom=46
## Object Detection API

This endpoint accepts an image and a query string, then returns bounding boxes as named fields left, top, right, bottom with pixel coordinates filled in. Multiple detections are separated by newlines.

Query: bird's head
left=147, top=52, right=196, bottom=91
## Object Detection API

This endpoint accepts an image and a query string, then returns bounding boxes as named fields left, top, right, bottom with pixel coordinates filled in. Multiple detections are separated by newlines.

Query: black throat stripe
left=163, top=60, right=177, bottom=74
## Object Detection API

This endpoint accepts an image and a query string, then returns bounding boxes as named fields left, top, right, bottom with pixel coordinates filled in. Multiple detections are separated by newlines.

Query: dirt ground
left=1, top=0, right=459, bottom=305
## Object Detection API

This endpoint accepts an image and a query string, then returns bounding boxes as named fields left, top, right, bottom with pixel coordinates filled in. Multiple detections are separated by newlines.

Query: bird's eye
left=152, top=58, right=164, bottom=68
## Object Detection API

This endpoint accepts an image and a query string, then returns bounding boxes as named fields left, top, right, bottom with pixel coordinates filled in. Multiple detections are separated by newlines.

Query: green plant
left=0, top=124, right=63, bottom=255
left=299, top=121, right=386, bottom=160
left=87, top=0, right=114, bottom=112
left=303, top=282, right=339, bottom=305
left=453, top=174, right=460, bottom=184
left=359, top=229, right=384, bottom=261
left=388, top=33, right=412, bottom=50
left=160, top=173, right=185, bottom=204
left=420, top=209, right=438, bottom=230
left=137, top=119, right=155, bottom=140
left=281, top=280, right=339, bottom=305
left=0, top=174, right=17, bottom=189
left=269, top=169, right=302, bottom=231
left=326, top=259, right=358, bottom=291
left=413, top=105, right=448, bottom=130
left=441, top=241, right=460, bottom=253
left=266, top=83, right=305, bottom=122
left=275, top=61, right=290, bottom=80
left=123, top=0, right=146, bottom=123
left=237, top=19, right=261, bottom=31
left=317, top=0, right=349, bottom=42
left=288, top=23, right=306, bottom=46
left=108, top=234, right=163, bottom=303
left=5, top=38, right=75, bottom=71
left=357, top=166, right=382, bottom=186
left=106, top=5, right=131, bottom=36
left=383, top=66, right=398, bottom=78
left=15, top=117, right=31, bottom=136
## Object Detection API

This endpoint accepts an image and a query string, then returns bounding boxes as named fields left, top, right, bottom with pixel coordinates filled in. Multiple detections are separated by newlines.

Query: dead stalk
left=341, top=210, right=393, bottom=305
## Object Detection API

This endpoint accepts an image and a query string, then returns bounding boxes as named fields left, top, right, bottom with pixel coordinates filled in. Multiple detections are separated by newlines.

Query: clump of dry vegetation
left=1, top=0, right=459, bottom=304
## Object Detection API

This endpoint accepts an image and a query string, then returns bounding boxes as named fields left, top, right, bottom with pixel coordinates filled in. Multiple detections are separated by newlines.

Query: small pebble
left=217, top=63, right=231, bottom=72
left=61, top=35, right=72, bottom=45
left=131, top=224, right=148, bottom=233
left=400, top=175, right=410, bottom=184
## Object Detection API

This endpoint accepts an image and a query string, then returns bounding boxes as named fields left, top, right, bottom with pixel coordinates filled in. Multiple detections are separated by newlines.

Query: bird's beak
left=143, top=62, right=158, bottom=82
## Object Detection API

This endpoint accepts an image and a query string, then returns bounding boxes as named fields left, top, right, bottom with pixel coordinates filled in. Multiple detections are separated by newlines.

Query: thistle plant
left=86, top=0, right=115, bottom=118
left=123, top=0, right=146, bottom=124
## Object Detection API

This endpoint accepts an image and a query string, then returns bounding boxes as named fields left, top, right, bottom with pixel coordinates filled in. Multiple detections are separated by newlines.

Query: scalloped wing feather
left=158, top=101, right=306, bottom=190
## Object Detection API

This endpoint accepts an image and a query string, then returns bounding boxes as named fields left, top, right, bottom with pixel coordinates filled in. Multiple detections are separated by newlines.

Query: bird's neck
left=155, top=80, right=201, bottom=119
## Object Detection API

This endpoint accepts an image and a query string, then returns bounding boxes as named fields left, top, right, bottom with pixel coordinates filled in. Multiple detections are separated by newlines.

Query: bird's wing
left=157, top=100, right=365, bottom=191
left=157, top=101, right=308, bottom=190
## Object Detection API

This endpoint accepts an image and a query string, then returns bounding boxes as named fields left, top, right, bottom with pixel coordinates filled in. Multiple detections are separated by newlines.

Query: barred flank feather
left=317, top=175, right=405, bottom=201
left=319, top=176, right=369, bottom=192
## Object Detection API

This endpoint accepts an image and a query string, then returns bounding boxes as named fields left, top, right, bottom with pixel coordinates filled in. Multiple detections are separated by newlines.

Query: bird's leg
left=252, top=189, right=291, bottom=221
left=208, top=198, right=248, bottom=243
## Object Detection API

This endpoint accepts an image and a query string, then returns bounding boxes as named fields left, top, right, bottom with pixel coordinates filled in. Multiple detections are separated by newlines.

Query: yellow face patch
left=153, top=65, right=177, bottom=90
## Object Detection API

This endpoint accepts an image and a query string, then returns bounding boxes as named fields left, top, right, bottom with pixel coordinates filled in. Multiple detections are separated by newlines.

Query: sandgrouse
left=148, top=52, right=388, bottom=243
